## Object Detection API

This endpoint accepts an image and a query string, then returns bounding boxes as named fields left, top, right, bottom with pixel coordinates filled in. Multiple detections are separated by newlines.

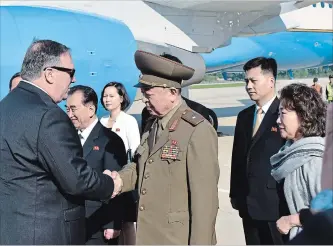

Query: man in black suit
left=66, top=85, right=127, bottom=245
left=229, top=57, right=288, bottom=245
left=0, top=40, right=121, bottom=245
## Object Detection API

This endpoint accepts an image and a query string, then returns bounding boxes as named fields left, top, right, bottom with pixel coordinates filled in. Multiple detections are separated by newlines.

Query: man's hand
left=111, top=171, right=123, bottom=198
left=103, top=169, right=112, bottom=178
left=103, top=170, right=123, bottom=198
left=104, top=229, right=121, bottom=240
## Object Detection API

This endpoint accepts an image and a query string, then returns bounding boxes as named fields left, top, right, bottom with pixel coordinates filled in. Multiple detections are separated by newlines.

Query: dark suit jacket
left=84, top=121, right=127, bottom=242
left=229, top=97, right=288, bottom=221
left=141, top=96, right=218, bottom=133
left=0, top=82, right=114, bottom=245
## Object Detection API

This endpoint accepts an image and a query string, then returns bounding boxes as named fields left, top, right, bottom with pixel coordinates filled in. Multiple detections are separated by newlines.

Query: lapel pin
left=271, top=127, right=278, bottom=132
left=93, top=146, right=99, bottom=151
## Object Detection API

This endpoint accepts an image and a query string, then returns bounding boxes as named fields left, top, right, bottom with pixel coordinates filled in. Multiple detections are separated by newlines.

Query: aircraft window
left=312, top=4, right=316, bottom=7
left=329, top=3, right=332, bottom=8
left=321, top=2, right=325, bottom=8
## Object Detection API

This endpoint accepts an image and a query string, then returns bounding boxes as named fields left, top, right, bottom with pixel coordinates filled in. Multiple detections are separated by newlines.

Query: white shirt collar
left=21, top=80, right=48, bottom=95
left=78, top=118, right=99, bottom=145
left=256, top=96, right=276, bottom=114
left=107, top=111, right=124, bottom=122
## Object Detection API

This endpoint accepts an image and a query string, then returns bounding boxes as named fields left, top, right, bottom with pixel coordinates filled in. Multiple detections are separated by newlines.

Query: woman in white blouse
left=100, top=82, right=140, bottom=245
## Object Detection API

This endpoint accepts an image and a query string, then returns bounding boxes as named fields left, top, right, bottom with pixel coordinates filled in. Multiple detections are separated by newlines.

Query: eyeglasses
left=44, top=66, right=75, bottom=78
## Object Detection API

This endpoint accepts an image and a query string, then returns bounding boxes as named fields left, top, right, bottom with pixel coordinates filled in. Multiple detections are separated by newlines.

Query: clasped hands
left=276, top=214, right=300, bottom=235
left=103, top=170, right=123, bottom=198
left=104, top=228, right=121, bottom=240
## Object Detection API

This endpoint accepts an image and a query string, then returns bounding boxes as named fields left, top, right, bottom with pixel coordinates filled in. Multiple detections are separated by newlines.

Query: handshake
left=103, top=170, right=123, bottom=198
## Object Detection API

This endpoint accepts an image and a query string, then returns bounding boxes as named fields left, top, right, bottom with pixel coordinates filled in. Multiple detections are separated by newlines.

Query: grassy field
left=190, top=82, right=245, bottom=89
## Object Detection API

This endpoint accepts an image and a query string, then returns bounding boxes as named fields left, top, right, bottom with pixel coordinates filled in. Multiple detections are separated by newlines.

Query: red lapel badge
left=171, top=140, right=178, bottom=145
left=93, top=146, right=100, bottom=151
left=271, top=127, right=278, bottom=132
left=116, top=128, right=120, bottom=132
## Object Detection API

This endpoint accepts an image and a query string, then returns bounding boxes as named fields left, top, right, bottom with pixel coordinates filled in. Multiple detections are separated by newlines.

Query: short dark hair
left=160, top=53, right=182, bottom=64
left=9, top=72, right=21, bottom=90
left=313, top=77, right=318, bottom=82
left=100, top=82, right=130, bottom=111
left=68, top=85, right=98, bottom=113
left=21, top=39, right=70, bottom=81
left=329, top=74, right=333, bottom=79
left=280, top=83, right=326, bottom=138
left=243, top=57, right=277, bottom=80
left=159, top=53, right=182, bottom=93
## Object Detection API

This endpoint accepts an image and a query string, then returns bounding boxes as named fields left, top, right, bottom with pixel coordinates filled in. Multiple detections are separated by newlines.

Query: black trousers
left=242, top=218, right=288, bottom=245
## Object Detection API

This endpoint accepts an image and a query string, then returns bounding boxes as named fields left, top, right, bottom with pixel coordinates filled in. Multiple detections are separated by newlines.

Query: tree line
left=204, top=65, right=333, bottom=82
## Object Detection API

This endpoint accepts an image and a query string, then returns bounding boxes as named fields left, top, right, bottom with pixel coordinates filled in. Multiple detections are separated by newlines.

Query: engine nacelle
left=137, top=41, right=206, bottom=87
left=0, top=5, right=139, bottom=118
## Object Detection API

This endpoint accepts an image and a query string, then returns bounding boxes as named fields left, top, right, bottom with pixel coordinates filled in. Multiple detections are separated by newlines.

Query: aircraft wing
left=1, top=0, right=317, bottom=53
left=143, top=0, right=318, bottom=52
left=0, top=0, right=319, bottom=87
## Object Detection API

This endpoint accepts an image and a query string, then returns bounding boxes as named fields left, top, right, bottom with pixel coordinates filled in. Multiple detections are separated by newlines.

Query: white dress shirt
left=100, top=111, right=140, bottom=156
left=78, top=118, right=99, bottom=146
left=21, top=80, right=48, bottom=94
left=253, top=96, right=276, bottom=126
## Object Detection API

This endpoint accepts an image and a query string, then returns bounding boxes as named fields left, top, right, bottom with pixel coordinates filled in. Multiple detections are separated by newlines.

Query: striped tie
left=253, top=108, right=263, bottom=137
left=78, top=132, right=84, bottom=146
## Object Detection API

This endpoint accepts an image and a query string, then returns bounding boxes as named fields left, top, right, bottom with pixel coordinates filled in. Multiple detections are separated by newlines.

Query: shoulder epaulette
left=181, top=109, right=204, bottom=126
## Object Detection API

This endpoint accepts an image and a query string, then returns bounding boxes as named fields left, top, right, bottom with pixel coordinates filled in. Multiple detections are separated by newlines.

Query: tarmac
left=126, top=78, right=330, bottom=245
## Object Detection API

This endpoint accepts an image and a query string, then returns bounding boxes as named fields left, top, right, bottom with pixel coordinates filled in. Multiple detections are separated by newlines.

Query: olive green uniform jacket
left=119, top=102, right=220, bottom=245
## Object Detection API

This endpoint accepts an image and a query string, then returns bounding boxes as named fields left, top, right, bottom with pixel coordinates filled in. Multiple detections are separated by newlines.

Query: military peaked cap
left=134, top=50, right=195, bottom=89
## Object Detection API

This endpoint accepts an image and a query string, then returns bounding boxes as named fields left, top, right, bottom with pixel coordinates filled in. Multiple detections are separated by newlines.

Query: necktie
left=155, top=120, right=162, bottom=144
left=148, top=120, right=159, bottom=152
left=253, top=108, right=263, bottom=137
left=78, top=132, right=84, bottom=146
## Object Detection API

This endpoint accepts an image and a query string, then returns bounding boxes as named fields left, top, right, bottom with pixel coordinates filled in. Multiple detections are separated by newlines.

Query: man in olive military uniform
left=111, top=50, right=220, bottom=245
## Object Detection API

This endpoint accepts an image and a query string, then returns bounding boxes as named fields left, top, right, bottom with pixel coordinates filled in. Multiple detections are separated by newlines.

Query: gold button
left=139, top=205, right=145, bottom=211
left=148, top=159, right=153, bottom=163
left=144, top=173, right=150, bottom=179
left=141, top=189, right=147, bottom=195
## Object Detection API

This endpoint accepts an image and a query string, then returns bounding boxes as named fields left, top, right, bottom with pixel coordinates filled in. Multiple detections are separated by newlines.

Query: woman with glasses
left=100, top=81, right=140, bottom=245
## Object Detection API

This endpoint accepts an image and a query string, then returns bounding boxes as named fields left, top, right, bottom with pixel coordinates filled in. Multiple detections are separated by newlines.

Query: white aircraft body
left=1, top=0, right=326, bottom=86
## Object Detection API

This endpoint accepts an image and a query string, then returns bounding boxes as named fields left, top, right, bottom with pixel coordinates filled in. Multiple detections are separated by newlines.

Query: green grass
left=190, top=82, right=245, bottom=89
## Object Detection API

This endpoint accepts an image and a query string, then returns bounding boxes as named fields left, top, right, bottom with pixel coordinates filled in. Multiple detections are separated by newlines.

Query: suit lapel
left=148, top=127, right=169, bottom=157
left=83, top=122, right=102, bottom=158
left=148, top=104, right=187, bottom=157
left=250, top=97, right=279, bottom=149
left=244, top=105, right=256, bottom=149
